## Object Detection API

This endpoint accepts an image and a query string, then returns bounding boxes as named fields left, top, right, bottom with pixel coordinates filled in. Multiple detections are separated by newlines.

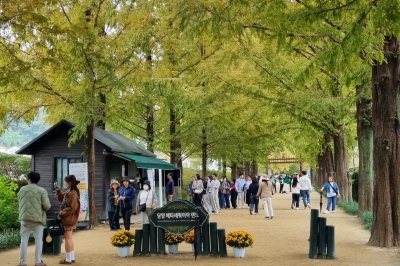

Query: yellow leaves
left=110, top=230, right=135, bottom=247
left=225, top=230, right=254, bottom=248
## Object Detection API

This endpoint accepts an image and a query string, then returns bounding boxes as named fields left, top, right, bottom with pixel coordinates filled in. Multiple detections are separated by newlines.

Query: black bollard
left=209, top=222, right=219, bottom=257
left=201, top=216, right=210, bottom=256
left=149, top=223, right=157, bottom=255
left=142, top=224, right=150, bottom=255
left=217, top=229, right=227, bottom=257
left=308, top=209, right=319, bottom=259
left=317, top=217, right=327, bottom=259
left=157, top=227, right=166, bottom=255
left=326, top=226, right=336, bottom=259
left=133, top=229, right=143, bottom=256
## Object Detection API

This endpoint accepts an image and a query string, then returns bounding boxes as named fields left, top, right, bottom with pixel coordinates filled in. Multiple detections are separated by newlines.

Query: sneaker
left=17, top=263, right=27, bottom=266
left=255, top=212, right=259, bottom=215
left=271, top=216, right=274, bottom=220
left=59, top=260, right=72, bottom=265
left=323, top=210, right=330, bottom=214
left=265, top=217, right=270, bottom=220
left=332, top=210, right=336, bottom=213
left=35, top=261, right=46, bottom=266
left=296, top=208, right=299, bottom=210
left=307, top=203, right=311, bottom=209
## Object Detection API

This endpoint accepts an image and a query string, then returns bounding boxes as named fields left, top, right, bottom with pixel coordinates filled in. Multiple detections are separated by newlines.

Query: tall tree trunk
left=333, top=125, right=351, bottom=201
left=96, top=93, right=106, bottom=129
left=251, top=161, right=258, bottom=177
left=323, top=133, right=334, bottom=186
left=369, top=35, right=400, bottom=247
left=356, top=84, right=374, bottom=216
left=231, top=163, right=237, bottom=181
left=222, top=159, right=227, bottom=176
left=145, top=104, right=154, bottom=153
left=201, top=127, right=207, bottom=179
left=244, top=162, right=251, bottom=177
left=84, top=121, right=98, bottom=226
left=317, top=154, right=324, bottom=187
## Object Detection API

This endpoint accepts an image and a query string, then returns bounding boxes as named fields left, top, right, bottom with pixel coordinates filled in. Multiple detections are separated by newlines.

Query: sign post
left=149, top=199, right=209, bottom=235
left=69, top=163, right=89, bottom=222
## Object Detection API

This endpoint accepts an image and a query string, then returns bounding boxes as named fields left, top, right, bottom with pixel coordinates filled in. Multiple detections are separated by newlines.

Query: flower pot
left=118, top=246, right=130, bottom=257
left=233, top=247, right=246, bottom=258
left=167, top=244, right=179, bottom=254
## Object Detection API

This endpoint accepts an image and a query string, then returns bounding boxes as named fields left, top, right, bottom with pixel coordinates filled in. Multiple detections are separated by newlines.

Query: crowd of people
left=17, top=169, right=339, bottom=265
left=188, top=173, right=276, bottom=220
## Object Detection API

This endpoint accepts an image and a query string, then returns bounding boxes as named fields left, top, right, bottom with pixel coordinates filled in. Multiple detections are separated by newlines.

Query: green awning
left=116, top=152, right=175, bottom=170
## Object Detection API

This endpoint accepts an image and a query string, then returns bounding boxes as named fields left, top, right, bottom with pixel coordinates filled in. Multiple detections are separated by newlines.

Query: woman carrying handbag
left=55, top=175, right=81, bottom=265
left=135, top=180, right=158, bottom=226
left=320, top=175, right=340, bottom=214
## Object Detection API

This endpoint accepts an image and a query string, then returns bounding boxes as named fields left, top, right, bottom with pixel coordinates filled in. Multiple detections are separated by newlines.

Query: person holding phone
left=55, top=175, right=81, bottom=264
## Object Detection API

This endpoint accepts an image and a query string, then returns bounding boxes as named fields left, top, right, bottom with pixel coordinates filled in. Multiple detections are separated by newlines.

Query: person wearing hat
left=107, top=179, right=121, bottom=231
left=118, top=176, right=135, bottom=231
left=135, top=180, right=158, bottom=226
left=257, top=175, right=275, bottom=220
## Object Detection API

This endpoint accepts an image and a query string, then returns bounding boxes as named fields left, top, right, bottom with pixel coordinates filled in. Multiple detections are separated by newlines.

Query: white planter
left=233, top=247, right=246, bottom=258
left=167, top=244, right=179, bottom=254
left=118, top=246, right=131, bottom=257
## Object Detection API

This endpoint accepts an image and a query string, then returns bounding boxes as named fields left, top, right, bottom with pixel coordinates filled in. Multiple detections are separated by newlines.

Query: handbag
left=49, top=219, right=64, bottom=239
left=139, top=191, right=150, bottom=212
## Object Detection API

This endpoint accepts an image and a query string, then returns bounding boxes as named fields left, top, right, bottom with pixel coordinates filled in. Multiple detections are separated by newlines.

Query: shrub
left=0, top=229, right=34, bottom=250
left=110, top=230, right=135, bottom=247
left=361, top=211, right=373, bottom=230
left=0, top=177, right=19, bottom=230
left=165, top=231, right=183, bottom=245
left=338, top=201, right=358, bottom=216
left=225, top=230, right=254, bottom=248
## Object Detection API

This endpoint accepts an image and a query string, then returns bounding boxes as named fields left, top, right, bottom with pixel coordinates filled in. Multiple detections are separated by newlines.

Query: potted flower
left=183, top=230, right=195, bottom=252
left=225, top=230, right=254, bottom=258
left=110, top=230, right=135, bottom=257
left=165, top=231, right=184, bottom=254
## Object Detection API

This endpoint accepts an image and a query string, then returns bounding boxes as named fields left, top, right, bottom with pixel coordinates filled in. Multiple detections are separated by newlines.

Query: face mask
left=143, top=185, right=149, bottom=191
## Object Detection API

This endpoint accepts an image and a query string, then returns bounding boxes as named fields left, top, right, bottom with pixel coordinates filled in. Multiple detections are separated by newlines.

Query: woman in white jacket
left=135, top=180, right=158, bottom=226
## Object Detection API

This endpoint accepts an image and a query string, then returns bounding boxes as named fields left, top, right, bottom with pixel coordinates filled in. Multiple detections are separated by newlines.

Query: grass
left=338, top=200, right=359, bottom=216
left=314, top=186, right=372, bottom=230
left=361, top=211, right=373, bottom=230
left=0, top=229, right=34, bottom=250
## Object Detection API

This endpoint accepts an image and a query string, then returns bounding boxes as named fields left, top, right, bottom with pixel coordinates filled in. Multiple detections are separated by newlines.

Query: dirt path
left=2, top=192, right=399, bottom=266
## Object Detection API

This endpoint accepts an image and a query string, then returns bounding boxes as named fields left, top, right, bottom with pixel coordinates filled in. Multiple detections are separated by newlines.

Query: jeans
left=20, top=221, right=44, bottom=264
left=301, top=190, right=310, bottom=207
left=249, top=195, right=259, bottom=213
left=292, top=193, right=300, bottom=208
left=108, top=210, right=120, bottom=230
left=327, top=196, right=337, bottom=211
left=120, top=206, right=132, bottom=231
left=220, top=193, right=230, bottom=208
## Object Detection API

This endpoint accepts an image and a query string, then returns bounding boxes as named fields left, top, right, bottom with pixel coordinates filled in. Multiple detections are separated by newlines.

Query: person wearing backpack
left=320, top=175, right=340, bottom=214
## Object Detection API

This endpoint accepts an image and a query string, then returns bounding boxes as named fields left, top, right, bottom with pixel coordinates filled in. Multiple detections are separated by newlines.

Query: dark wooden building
left=16, top=120, right=175, bottom=219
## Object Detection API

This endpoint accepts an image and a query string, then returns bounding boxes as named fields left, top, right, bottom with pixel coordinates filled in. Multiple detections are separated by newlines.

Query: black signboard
left=149, top=199, right=209, bottom=235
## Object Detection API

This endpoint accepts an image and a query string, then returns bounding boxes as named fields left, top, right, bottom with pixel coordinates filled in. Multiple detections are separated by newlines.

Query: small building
left=16, top=120, right=176, bottom=218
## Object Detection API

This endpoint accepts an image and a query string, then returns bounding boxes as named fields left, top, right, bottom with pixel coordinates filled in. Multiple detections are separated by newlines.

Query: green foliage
left=361, top=211, right=373, bottom=230
left=0, top=177, right=19, bottom=230
left=0, top=153, right=31, bottom=180
left=0, top=229, right=34, bottom=250
left=338, top=201, right=358, bottom=216
left=351, top=171, right=359, bottom=202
